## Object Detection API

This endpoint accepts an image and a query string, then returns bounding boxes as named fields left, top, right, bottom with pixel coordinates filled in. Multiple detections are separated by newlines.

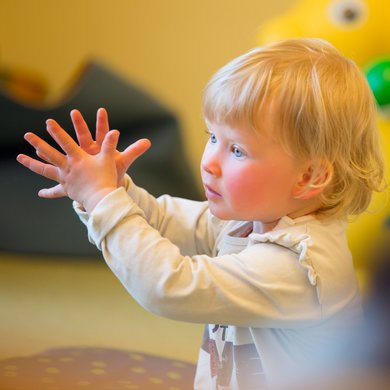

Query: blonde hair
left=202, top=38, right=385, bottom=218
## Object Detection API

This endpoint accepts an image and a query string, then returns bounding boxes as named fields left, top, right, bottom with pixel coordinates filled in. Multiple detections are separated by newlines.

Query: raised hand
left=17, top=112, right=151, bottom=213
left=72, top=108, right=139, bottom=186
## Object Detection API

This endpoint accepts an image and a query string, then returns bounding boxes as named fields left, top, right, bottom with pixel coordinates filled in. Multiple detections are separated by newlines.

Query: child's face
left=200, top=118, right=308, bottom=230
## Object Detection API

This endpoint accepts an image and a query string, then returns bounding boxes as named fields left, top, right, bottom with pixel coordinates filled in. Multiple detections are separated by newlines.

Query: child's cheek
left=225, top=165, right=260, bottom=203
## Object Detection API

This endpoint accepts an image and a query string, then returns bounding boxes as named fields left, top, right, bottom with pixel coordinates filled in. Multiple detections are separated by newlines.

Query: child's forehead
left=205, top=102, right=281, bottom=137
left=205, top=119, right=252, bottom=135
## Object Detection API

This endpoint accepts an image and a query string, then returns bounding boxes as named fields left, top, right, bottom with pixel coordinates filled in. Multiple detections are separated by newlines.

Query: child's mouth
left=204, top=185, right=222, bottom=199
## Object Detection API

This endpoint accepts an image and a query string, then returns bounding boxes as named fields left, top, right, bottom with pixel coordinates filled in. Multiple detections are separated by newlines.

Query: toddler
left=17, top=38, right=385, bottom=389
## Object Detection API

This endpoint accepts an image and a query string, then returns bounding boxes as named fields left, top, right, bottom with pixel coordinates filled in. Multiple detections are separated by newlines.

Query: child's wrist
left=118, top=175, right=126, bottom=188
left=84, top=187, right=118, bottom=214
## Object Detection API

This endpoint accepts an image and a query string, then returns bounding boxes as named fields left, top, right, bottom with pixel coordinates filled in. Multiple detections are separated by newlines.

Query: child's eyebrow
left=204, top=124, right=214, bottom=134
left=204, top=122, right=211, bottom=131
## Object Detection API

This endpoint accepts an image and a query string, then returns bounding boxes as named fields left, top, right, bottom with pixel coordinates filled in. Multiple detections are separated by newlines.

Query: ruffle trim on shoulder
left=249, top=226, right=318, bottom=286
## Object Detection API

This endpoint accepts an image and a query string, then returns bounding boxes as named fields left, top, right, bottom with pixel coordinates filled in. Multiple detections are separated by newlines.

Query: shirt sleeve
left=75, top=187, right=323, bottom=328
left=74, top=175, right=218, bottom=257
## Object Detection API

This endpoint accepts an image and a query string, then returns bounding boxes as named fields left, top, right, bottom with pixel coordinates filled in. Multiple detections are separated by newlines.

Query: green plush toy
left=366, top=59, right=390, bottom=109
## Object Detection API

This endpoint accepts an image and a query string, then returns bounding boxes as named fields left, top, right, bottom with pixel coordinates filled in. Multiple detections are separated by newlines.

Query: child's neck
left=253, top=206, right=320, bottom=234
left=253, top=220, right=279, bottom=234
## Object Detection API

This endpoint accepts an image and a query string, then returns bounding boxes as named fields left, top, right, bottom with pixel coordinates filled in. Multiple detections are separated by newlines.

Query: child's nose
left=201, top=150, right=222, bottom=177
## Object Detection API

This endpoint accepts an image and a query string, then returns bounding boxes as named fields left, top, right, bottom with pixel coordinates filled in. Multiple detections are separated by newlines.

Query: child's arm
left=18, top=109, right=216, bottom=256
left=17, top=112, right=328, bottom=328
left=79, top=186, right=327, bottom=327
left=72, top=109, right=217, bottom=253
left=17, top=117, right=151, bottom=214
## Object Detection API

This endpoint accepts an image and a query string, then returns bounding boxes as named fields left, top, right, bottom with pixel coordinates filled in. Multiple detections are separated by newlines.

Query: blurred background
left=1, top=0, right=390, bottom=388
left=0, top=0, right=289, bottom=181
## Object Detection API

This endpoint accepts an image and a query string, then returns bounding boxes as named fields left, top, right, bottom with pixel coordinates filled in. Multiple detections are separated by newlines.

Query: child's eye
left=232, top=145, right=244, bottom=158
left=204, top=129, right=217, bottom=144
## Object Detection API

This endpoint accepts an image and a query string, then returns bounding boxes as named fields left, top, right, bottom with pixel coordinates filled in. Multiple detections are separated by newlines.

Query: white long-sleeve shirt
left=74, top=176, right=362, bottom=389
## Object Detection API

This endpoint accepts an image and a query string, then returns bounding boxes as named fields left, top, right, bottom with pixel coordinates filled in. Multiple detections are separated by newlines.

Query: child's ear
left=293, top=160, right=333, bottom=200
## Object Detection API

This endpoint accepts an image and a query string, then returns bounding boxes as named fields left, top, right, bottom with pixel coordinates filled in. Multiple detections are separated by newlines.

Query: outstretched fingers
left=95, top=107, right=110, bottom=146
left=38, top=184, right=67, bottom=199
left=23, top=132, right=66, bottom=168
left=121, top=138, right=152, bottom=170
left=71, top=109, right=95, bottom=152
left=70, top=108, right=109, bottom=154
left=16, top=153, right=66, bottom=198
left=46, top=119, right=82, bottom=157
left=101, top=130, right=121, bottom=156
left=16, top=153, right=59, bottom=182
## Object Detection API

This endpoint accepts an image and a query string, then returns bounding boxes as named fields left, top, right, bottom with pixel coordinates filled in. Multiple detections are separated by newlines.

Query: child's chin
left=207, top=203, right=233, bottom=221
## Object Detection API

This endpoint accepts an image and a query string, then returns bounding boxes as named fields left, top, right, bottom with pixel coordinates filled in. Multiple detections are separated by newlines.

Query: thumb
left=38, top=184, right=67, bottom=199
left=121, top=138, right=151, bottom=169
left=101, top=130, right=120, bottom=156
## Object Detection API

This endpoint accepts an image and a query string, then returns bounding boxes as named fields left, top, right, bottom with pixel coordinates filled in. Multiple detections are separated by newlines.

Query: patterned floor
left=0, top=347, right=196, bottom=390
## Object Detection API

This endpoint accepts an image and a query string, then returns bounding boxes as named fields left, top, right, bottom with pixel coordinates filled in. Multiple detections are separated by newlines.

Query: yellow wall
left=0, top=0, right=293, bottom=188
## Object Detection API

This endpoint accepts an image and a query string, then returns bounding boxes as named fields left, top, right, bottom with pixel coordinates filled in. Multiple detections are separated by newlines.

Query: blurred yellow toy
left=258, top=0, right=390, bottom=66
left=257, top=0, right=390, bottom=268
